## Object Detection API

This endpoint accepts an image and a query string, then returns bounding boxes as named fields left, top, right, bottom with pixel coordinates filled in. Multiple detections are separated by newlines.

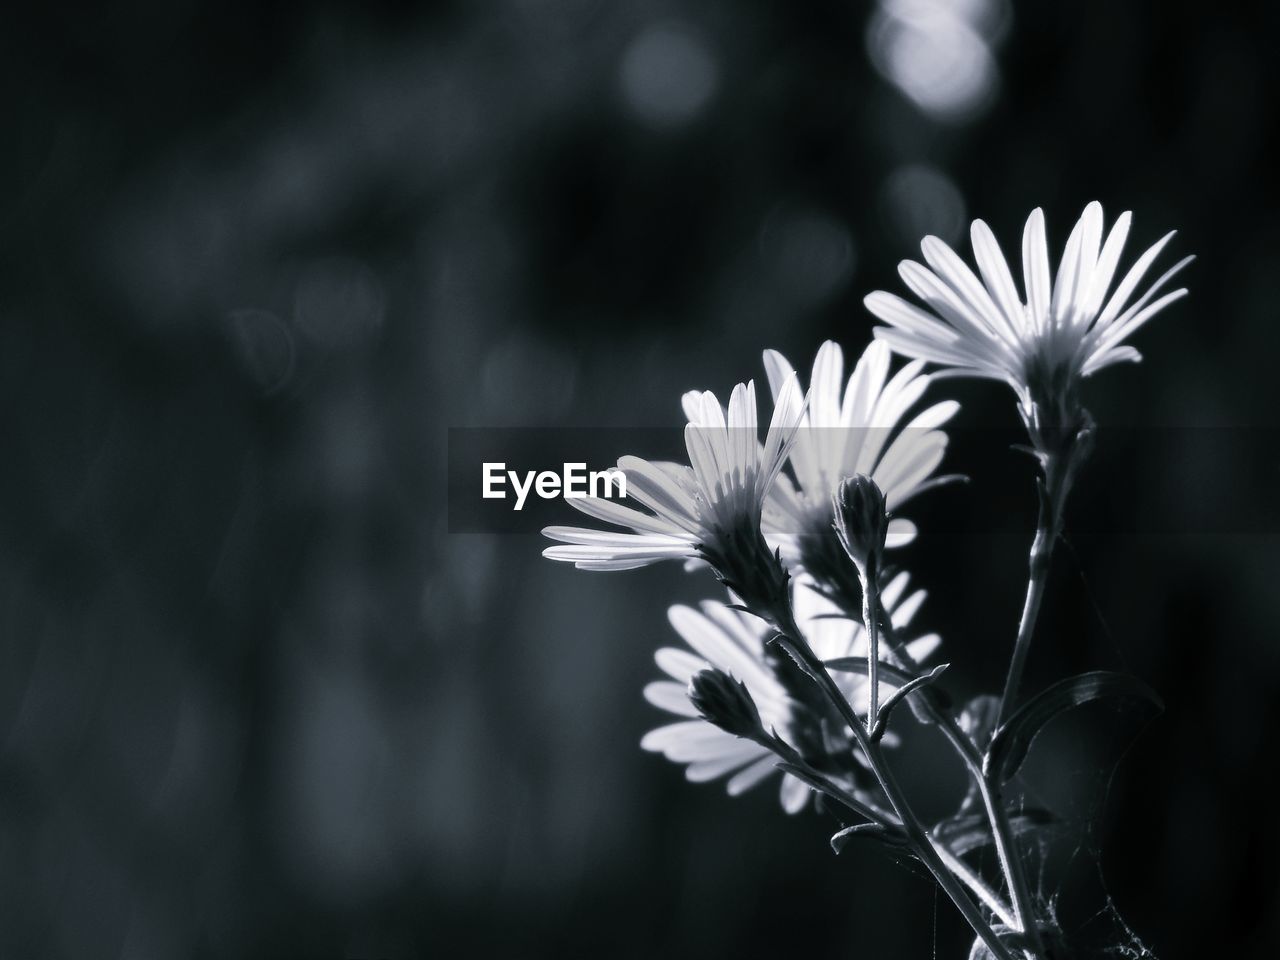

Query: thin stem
left=864, top=565, right=880, bottom=729
left=937, top=712, right=1043, bottom=957
left=880, top=617, right=1044, bottom=956
left=997, top=517, right=1055, bottom=730
left=866, top=738, right=1021, bottom=960
left=768, top=605, right=1021, bottom=960
left=933, top=838, right=1016, bottom=929
left=766, top=737, right=897, bottom=827
left=997, top=417, right=1091, bottom=730
left=765, top=732, right=1016, bottom=930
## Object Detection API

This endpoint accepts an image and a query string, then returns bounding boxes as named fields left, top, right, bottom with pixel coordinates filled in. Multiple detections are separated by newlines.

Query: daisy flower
left=542, top=376, right=804, bottom=572
left=761, top=339, right=958, bottom=558
left=640, top=574, right=939, bottom=813
left=864, top=201, right=1192, bottom=407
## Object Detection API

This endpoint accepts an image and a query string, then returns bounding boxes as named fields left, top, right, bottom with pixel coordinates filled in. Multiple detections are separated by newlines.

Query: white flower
left=761, top=340, right=957, bottom=554
left=641, top=574, right=939, bottom=813
left=864, top=201, right=1193, bottom=399
left=542, top=376, right=804, bottom=571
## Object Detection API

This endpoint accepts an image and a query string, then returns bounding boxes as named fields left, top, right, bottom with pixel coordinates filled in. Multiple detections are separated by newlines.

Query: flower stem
left=767, top=604, right=1022, bottom=960
left=880, top=614, right=1044, bottom=956
left=998, top=408, right=1094, bottom=729
left=866, top=737, right=1022, bottom=960
left=996, top=436, right=1082, bottom=730
left=933, top=835, right=1016, bottom=929
left=997, top=518, right=1054, bottom=731
left=762, top=735, right=1016, bottom=929
left=937, top=711, right=1043, bottom=958
left=864, top=564, right=880, bottom=730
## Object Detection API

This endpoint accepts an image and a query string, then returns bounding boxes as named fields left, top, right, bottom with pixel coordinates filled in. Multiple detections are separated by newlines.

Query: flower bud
left=688, top=668, right=764, bottom=740
left=832, top=474, right=888, bottom=578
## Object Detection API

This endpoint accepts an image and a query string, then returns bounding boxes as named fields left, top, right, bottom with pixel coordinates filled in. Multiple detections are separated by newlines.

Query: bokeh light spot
left=881, top=163, right=967, bottom=245
left=619, top=22, right=718, bottom=128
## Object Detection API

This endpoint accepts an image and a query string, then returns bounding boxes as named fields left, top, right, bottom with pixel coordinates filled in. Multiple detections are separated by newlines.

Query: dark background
left=3, top=0, right=1278, bottom=957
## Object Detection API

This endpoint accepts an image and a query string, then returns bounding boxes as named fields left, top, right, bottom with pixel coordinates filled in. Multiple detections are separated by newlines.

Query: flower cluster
left=761, top=340, right=957, bottom=598
left=539, top=201, right=1188, bottom=960
left=640, top=574, right=938, bottom=812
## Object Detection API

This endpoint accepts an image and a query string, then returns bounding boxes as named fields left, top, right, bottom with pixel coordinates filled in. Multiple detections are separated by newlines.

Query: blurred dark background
left=3, top=0, right=1279, bottom=957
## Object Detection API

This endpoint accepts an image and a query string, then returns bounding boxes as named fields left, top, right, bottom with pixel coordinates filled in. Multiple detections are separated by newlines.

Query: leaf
left=825, top=656, right=917, bottom=686
left=984, top=671, right=1164, bottom=783
left=768, top=635, right=825, bottom=687
left=933, top=809, right=1055, bottom=856
left=827, top=657, right=953, bottom=715
left=830, top=822, right=910, bottom=855
left=870, top=664, right=950, bottom=741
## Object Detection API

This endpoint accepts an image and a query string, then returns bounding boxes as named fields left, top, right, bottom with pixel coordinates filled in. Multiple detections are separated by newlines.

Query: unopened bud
left=832, top=474, right=888, bottom=578
left=688, top=668, right=764, bottom=740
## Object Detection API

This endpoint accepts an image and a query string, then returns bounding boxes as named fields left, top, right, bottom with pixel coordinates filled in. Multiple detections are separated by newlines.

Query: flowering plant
left=543, top=203, right=1188, bottom=960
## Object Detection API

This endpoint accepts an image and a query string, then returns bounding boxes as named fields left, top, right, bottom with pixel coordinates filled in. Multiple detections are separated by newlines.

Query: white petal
left=570, top=558, right=663, bottom=571
left=1092, top=258, right=1193, bottom=352
left=1093, top=230, right=1178, bottom=330
left=873, top=432, right=947, bottom=505
left=970, top=218, right=1026, bottom=339
left=1081, top=344, right=1143, bottom=376
left=885, top=517, right=917, bottom=548
left=921, top=234, right=1017, bottom=347
left=880, top=570, right=911, bottom=610
left=641, top=720, right=719, bottom=753
left=655, top=645, right=709, bottom=682
left=780, top=773, right=811, bottom=814
left=1079, top=210, right=1132, bottom=320
left=726, top=754, right=779, bottom=795
left=899, top=260, right=1009, bottom=354
left=762, top=347, right=800, bottom=405
left=565, top=495, right=687, bottom=537
left=685, top=741, right=768, bottom=778
left=541, top=526, right=690, bottom=548
left=905, top=633, right=941, bottom=663
left=671, top=605, right=782, bottom=698
left=865, top=290, right=963, bottom=341
left=681, top=390, right=704, bottom=423
left=890, top=588, right=927, bottom=629
left=1021, top=208, right=1052, bottom=329
left=618, top=455, right=700, bottom=528
left=1052, top=201, right=1102, bottom=327
left=542, top=541, right=692, bottom=564
left=644, top=681, right=699, bottom=717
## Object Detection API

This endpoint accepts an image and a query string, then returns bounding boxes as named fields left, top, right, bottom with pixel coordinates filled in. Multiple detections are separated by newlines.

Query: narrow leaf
left=933, top=809, right=1055, bottom=856
left=769, top=635, right=825, bottom=687
left=984, top=670, right=1164, bottom=783
left=871, top=664, right=950, bottom=741
left=826, top=657, right=917, bottom=686
left=831, top=822, right=910, bottom=854
left=828, top=657, right=953, bottom=716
